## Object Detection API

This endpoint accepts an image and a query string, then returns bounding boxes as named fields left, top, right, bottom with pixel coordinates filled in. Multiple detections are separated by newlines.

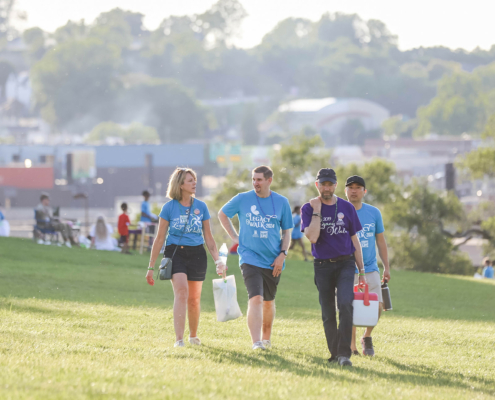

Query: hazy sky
left=15, top=0, right=495, bottom=51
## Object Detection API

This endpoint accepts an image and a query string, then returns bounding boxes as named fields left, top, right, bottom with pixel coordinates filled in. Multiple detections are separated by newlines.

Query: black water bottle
left=381, top=280, right=393, bottom=311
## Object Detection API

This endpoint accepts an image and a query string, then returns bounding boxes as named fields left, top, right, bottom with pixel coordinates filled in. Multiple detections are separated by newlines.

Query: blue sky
left=15, top=0, right=495, bottom=51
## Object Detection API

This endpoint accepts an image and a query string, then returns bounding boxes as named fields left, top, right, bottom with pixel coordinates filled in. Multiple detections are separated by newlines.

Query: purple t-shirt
left=301, top=197, right=362, bottom=259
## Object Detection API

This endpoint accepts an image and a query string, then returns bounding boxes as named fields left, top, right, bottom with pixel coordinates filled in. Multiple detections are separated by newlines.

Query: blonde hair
left=95, top=216, right=108, bottom=240
left=166, top=168, right=197, bottom=201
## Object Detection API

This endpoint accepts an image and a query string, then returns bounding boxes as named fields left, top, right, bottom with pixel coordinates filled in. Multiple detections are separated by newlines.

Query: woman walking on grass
left=146, top=168, right=226, bottom=347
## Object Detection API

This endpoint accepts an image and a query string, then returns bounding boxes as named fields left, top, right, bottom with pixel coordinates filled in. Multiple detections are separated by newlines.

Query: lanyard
left=322, top=196, right=338, bottom=222
left=255, top=191, right=276, bottom=219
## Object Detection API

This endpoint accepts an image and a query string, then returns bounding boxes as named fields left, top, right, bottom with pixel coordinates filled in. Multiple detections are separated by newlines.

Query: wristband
left=214, top=259, right=224, bottom=265
left=359, top=273, right=365, bottom=276
left=148, top=267, right=154, bottom=270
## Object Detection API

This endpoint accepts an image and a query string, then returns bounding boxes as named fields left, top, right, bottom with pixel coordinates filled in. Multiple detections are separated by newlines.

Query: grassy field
left=1, top=237, right=495, bottom=399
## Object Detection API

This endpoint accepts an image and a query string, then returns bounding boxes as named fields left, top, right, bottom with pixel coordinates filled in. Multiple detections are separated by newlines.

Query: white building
left=274, top=97, right=390, bottom=143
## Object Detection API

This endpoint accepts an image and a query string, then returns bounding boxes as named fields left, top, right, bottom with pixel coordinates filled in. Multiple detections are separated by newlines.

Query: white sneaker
left=262, top=340, right=271, bottom=349
left=189, top=337, right=201, bottom=345
left=44, top=240, right=51, bottom=245
left=252, top=341, right=266, bottom=350
left=37, top=239, right=44, bottom=245
left=174, top=340, right=185, bottom=347
left=65, top=242, right=72, bottom=248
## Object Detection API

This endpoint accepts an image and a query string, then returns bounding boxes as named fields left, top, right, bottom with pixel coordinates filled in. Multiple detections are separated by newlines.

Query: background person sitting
left=90, top=216, right=119, bottom=251
left=35, top=193, right=76, bottom=247
left=483, top=257, right=494, bottom=279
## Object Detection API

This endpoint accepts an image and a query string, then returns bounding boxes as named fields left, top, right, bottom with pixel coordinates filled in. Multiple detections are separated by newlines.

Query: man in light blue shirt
left=141, top=190, right=158, bottom=223
left=345, top=175, right=391, bottom=357
left=219, top=165, right=293, bottom=350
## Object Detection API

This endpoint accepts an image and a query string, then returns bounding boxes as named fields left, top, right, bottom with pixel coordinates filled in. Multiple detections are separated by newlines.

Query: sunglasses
left=177, top=168, right=187, bottom=171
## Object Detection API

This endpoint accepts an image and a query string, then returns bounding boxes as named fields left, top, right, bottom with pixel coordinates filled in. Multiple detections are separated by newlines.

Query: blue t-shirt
left=159, top=198, right=211, bottom=247
left=292, top=214, right=304, bottom=240
left=221, top=190, right=294, bottom=270
left=141, top=201, right=152, bottom=222
left=0, top=211, right=4, bottom=221
left=355, top=203, right=385, bottom=274
left=484, top=266, right=494, bottom=279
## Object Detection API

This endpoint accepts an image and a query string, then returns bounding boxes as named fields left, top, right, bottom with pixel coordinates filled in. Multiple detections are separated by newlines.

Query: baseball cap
left=316, top=168, right=337, bottom=184
left=345, top=175, right=366, bottom=189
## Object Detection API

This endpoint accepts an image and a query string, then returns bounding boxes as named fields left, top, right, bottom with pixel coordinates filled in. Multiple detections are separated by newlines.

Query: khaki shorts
left=354, top=271, right=382, bottom=303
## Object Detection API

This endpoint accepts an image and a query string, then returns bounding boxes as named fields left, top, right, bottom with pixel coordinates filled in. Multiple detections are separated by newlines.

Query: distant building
left=266, top=97, right=390, bottom=145
left=0, top=144, right=206, bottom=208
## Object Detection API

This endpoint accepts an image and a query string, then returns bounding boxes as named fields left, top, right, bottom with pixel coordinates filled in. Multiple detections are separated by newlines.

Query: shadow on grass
left=0, top=298, right=82, bottom=319
left=195, top=345, right=494, bottom=395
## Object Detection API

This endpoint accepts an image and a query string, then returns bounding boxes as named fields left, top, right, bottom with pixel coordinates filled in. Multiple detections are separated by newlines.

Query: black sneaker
left=361, top=336, right=375, bottom=356
left=328, top=357, right=337, bottom=363
left=352, top=350, right=360, bottom=356
left=338, top=356, right=352, bottom=367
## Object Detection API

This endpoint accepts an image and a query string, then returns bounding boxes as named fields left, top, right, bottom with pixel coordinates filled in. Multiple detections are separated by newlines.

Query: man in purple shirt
left=301, top=168, right=366, bottom=367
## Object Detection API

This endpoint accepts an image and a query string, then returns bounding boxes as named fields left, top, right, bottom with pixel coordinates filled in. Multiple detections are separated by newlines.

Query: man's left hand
left=358, top=274, right=367, bottom=286
left=271, top=254, right=285, bottom=277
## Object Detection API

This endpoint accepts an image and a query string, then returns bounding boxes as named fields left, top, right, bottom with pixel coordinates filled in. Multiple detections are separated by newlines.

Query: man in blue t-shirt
left=140, top=190, right=158, bottom=223
left=301, top=168, right=366, bottom=367
left=345, top=175, right=391, bottom=357
left=219, top=165, right=293, bottom=351
left=290, top=206, right=309, bottom=261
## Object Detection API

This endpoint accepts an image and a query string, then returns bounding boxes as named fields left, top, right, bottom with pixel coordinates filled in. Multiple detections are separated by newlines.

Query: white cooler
left=353, top=283, right=379, bottom=327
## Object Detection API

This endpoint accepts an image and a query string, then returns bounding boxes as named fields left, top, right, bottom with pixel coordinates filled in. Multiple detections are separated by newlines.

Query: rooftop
left=278, top=97, right=338, bottom=113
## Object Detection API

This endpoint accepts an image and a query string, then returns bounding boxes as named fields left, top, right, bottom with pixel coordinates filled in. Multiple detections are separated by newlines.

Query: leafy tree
left=456, top=115, right=495, bottom=254
left=85, top=121, right=159, bottom=144
left=386, top=181, right=472, bottom=274
left=54, top=20, right=87, bottom=44
left=0, top=0, right=21, bottom=44
left=120, top=79, right=206, bottom=142
left=415, top=64, right=495, bottom=136
left=31, top=37, right=122, bottom=130
left=90, top=9, right=136, bottom=50
left=382, top=115, right=417, bottom=138
left=270, top=134, right=331, bottom=194
left=0, top=59, right=14, bottom=97
left=23, top=27, right=46, bottom=64
left=458, top=114, right=495, bottom=178
left=95, top=8, right=144, bottom=38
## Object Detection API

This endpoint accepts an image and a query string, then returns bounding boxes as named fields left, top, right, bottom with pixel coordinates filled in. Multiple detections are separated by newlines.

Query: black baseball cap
left=346, top=175, right=366, bottom=189
left=316, top=168, right=337, bottom=184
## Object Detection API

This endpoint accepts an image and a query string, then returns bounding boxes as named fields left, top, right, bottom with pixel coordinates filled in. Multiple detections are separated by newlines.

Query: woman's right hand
left=146, top=270, right=155, bottom=286
left=215, top=260, right=227, bottom=276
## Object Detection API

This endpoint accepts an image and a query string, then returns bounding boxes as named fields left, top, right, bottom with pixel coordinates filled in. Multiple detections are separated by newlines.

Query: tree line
left=1, top=0, right=492, bottom=141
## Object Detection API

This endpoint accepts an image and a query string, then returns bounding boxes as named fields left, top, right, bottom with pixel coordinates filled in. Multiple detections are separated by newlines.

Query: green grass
left=1, top=237, right=495, bottom=399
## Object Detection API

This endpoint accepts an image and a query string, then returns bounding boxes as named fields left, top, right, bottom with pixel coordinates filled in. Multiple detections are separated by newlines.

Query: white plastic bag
left=212, top=275, right=242, bottom=322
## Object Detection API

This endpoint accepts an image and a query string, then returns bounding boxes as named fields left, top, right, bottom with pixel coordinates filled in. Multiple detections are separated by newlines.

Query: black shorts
left=240, top=263, right=280, bottom=301
left=119, top=235, right=128, bottom=244
left=164, top=244, right=207, bottom=282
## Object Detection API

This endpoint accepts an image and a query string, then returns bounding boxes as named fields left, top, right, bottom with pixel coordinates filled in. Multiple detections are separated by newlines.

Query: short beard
left=321, top=192, right=333, bottom=201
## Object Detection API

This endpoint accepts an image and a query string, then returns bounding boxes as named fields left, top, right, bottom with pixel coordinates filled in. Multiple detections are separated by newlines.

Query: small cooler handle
left=354, top=282, right=370, bottom=306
